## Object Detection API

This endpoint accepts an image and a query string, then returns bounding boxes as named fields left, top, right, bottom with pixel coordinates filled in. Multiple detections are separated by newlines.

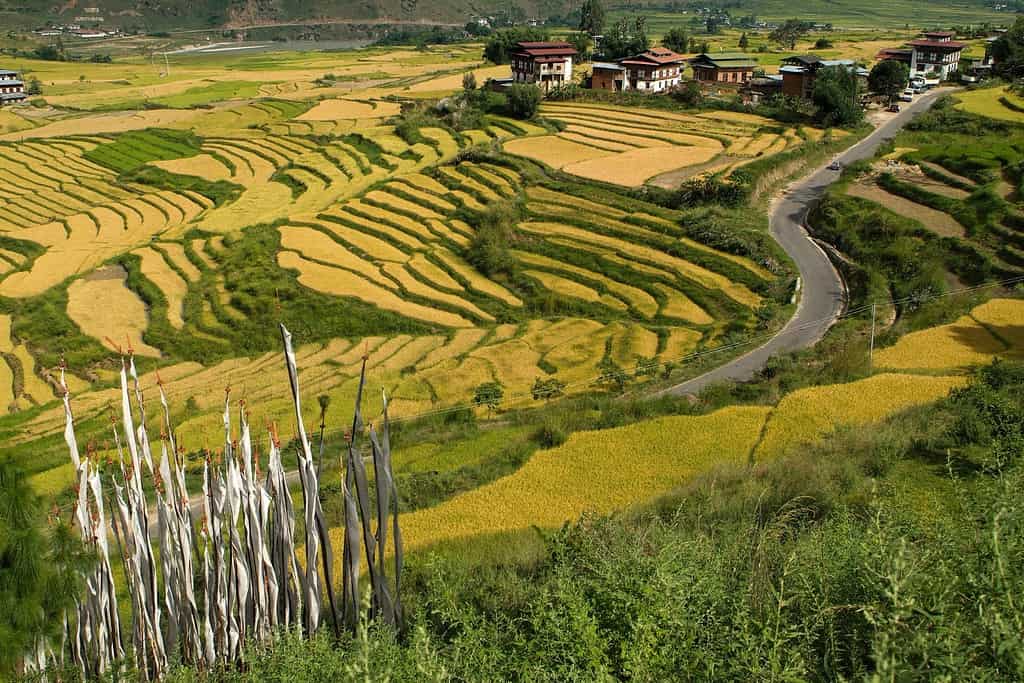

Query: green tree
left=466, top=200, right=519, bottom=276
left=0, top=463, right=91, bottom=675
left=599, top=17, right=649, bottom=60
left=25, top=76, right=42, bottom=95
left=770, top=19, right=812, bottom=50
left=567, top=31, right=592, bottom=61
left=662, top=27, right=689, bottom=53
left=991, top=16, right=1024, bottom=80
left=484, top=27, right=549, bottom=64
left=738, top=32, right=749, bottom=49
left=462, top=71, right=477, bottom=92
left=812, top=64, right=863, bottom=126
left=868, top=60, right=910, bottom=103
left=506, top=83, right=542, bottom=119
left=472, top=381, right=504, bottom=412
left=531, top=377, right=567, bottom=401
left=578, top=0, right=605, bottom=35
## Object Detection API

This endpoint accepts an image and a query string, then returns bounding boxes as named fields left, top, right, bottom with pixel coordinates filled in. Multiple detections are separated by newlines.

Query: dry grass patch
left=846, top=182, right=964, bottom=238
left=67, top=264, right=160, bottom=357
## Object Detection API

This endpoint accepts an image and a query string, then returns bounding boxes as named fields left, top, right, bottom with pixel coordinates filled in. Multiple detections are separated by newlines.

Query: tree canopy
left=868, top=60, right=910, bottom=101
left=600, top=17, right=650, bottom=61
left=0, top=464, right=90, bottom=675
left=770, top=19, right=813, bottom=50
left=662, top=27, right=689, bottom=53
left=484, top=27, right=549, bottom=64
left=578, top=0, right=605, bottom=35
left=990, top=16, right=1024, bottom=80
left=812, top=65, right=864, bottom=126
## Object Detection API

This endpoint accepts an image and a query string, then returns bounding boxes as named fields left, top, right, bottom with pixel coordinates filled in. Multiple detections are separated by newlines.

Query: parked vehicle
left=888, top=103, right=901, bottom=112
left=827, top=160, right=842, bottom=171
left=899, top=89, right=914, bottom=102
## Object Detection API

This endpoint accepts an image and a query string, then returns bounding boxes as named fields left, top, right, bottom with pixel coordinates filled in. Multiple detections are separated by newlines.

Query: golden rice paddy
left=297, top=98, right=401, bottom=121
left=133, top=247, right=189, bottom=329
left=66, top=264, right=161, bottom=357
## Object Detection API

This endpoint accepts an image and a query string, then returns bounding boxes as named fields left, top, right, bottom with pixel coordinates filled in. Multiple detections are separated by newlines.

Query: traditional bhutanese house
left=780, top=55, right=869, bottom=99
left=590, top=62, right=628, bottom=91
left=689, top=53, right=757, bottom=85
left=617, top=48, right=686, bottom=93
left=905, top=32, right=966, bottom=80
left=876, top=32, right=966, bottom=81
left=0, top=69, right=26, bottom=105
left=510, top=41, right=577, bottom=93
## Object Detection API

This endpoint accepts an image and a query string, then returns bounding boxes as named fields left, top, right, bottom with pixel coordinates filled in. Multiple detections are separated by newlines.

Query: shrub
left=506, top=84, right=542, bottom=120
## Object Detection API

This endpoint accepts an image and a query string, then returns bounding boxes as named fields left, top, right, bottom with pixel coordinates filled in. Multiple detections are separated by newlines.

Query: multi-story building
left=779, top=55, right=868, bottom=99
left=617, top=48, right=686, bottom=92
left=510, top=41, right=577, bottom=93
left=877, top=31, right=966, bottom=81
left=0, top=69, right=26, bottom=105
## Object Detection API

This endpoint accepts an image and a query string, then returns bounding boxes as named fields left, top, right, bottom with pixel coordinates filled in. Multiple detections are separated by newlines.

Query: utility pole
left=868, top=301, right=876, bottom=373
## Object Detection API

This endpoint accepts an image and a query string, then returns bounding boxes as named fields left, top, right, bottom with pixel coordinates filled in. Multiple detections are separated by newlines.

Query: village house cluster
left=498, top=28, right=987, bottom=101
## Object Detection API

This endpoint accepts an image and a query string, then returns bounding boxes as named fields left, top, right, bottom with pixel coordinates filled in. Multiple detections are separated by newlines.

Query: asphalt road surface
left=664, top=88, right=954, bottom=397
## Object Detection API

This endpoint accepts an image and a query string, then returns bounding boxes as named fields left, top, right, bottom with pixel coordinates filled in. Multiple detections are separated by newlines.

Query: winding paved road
left=664, top=88, right=953, bottom=397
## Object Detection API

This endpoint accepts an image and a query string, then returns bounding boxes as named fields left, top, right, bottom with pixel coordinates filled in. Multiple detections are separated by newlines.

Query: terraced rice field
left=504, top=102, right=813, bottom=187
left=846, top=181, right=965, bottom=237
left=875, top=299, right=1024, bottom=370
left=955, top=86, right=1024, bottom=124
left=66, top=264, right=161, bottom=357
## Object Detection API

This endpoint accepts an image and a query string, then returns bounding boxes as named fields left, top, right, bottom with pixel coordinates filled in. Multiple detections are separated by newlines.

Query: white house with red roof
left=617, top=48, right=687, bottom=92
left=510, top=41, right=577, bottom=93
left=877, top=31, right=966, bottom=81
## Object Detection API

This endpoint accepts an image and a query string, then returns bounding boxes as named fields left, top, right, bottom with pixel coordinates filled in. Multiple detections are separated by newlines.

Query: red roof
left=619, top=48, right=686, bottom=66
left=907, top=39, right=966, bottom=49
left=513, top=41, right=576, bottom=57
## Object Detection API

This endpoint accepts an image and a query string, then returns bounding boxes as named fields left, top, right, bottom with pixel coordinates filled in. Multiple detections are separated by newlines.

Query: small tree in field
left=531, top=377, right=566, bottom=401
left=662, top=27, right=688, bottom=53
left=462, top=71, right=477, bottom=91
left=473, top=382, right=504, bottom=412
left=738, top=32, right=749, bottom=49
left=506, top=83, right=541, bottom=119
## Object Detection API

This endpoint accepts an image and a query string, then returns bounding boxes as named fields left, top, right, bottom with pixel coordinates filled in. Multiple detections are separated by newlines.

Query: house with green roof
left=689, top=53, right=758, bottom=85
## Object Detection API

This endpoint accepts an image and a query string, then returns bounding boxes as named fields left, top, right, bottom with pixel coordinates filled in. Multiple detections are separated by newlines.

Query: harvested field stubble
left=66, top=265, right=161, bottom=357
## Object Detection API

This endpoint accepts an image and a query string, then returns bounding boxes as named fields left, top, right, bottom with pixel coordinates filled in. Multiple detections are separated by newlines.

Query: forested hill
left=2, top=0, right=1009, bottom=33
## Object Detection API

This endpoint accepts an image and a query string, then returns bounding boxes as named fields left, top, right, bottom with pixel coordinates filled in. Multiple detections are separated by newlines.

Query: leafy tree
left=578, top=0, right=605, bottom=35
left=698, top=40, right=709, bottom=54
left=506, top=83, right=542, bottom=119
left=991, top=16, right=1024, bottom=80
left=466, top=200, right=519, bottom=276
left=567, top=31, right=592, bottom=61
left=0, top=463, right=91, bottom=676
left=868, top=60, right=910, bottom=102
left=705, top=17, right=720, bottom=34
left=599, top=17, right=649, bottom=60
left=25, top=76, right=42, bottom=95
left=738, top=32, right=749, bottom=49
left=472, top=381, right=504, bottom=412
left=484, top=27, right=549, bottom=64
left=770, top=19, right=812, bottom=50
left=814, top=37, right=834, bottom=49
left=662, top=27, right=688, bottom=53
left=531, top=377, right=567, bottom=401
left=670, top=80, right=703, bottom=106
left=812, top=64, right=864, bottom=127
left=462, top=71, right=477, bottom=92
left=594, top=358, right=630, bottom=393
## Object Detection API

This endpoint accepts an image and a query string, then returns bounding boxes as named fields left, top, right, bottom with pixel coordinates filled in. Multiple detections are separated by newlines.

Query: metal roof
left=591, top=62, right=625, bottom=71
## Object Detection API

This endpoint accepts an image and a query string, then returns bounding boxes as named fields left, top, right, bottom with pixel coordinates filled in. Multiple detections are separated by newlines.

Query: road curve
left=664, top=88, right=953, bottom=397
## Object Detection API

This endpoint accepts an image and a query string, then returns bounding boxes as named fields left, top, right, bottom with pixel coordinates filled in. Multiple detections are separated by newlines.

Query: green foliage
left=505, top=83, right=542, bottom=120
left=770, top=19, right=813, bottom=49
left=578, top=0, right=605, bottom=34
left=531, top=376, right=567, bottom=401
left=483, top=28, right=550, bottom=64
left=84, top=128, right=203, bottom=173
left=117, top=166, right=243, bottom=207
left=662, top=27, right=689, bottom=53
left=738, top=31, right=750, bottom=49
left=566, top=31, right=592, bottom=61
left=812, top=65, right=864, bottom=127
left=599, top=17, right=650, bottom=60
left=461, top=71, right=477, bottom=92
left=472, top=381, right=504, bottom=411
left=990, top=16, right=1024, bottom=80
left=465, top=200, right=521, bottom=277
left=868, top=59, right=910, bottom=101
left=0, top=463, right=91, bottom=675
